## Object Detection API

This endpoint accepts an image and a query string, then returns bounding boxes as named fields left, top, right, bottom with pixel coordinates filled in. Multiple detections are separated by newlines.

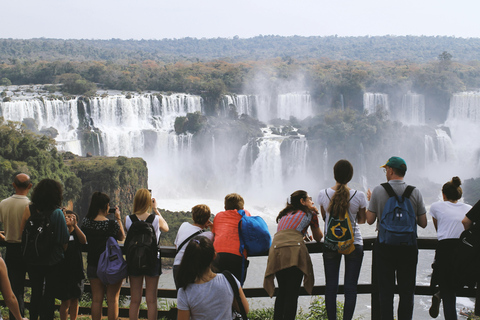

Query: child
left=173, top=204, right=214, bottom=288
left=177, top=236, right=249, bottom=320
left=57, top=210, right=87, bottom=320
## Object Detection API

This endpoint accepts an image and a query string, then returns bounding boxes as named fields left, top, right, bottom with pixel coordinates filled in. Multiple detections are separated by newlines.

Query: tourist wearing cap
left=365, top=156, right=427, bottom=320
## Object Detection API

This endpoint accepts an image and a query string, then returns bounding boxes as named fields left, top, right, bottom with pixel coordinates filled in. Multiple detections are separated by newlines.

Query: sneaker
left=429, top=292, right=441, bottom=318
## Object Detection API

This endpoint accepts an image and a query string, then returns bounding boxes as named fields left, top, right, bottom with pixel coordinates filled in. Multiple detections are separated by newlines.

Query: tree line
left=2, top=36, right=480, bottom=62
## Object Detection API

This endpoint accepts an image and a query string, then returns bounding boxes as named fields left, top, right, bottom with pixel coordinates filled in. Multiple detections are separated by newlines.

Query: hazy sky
left=3, top=0, right=480, bottom=39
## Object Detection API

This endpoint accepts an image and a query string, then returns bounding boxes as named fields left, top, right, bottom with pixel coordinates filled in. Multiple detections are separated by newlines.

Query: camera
left=108, top=207, right=116, bottom=214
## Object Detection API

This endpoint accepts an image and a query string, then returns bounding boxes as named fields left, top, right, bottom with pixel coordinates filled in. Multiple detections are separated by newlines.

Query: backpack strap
left=237, top=210, right=247, bottom=285
left=349, top=190, right=357, bottom=202
left=381, top=183, right=401, bottom=201
left=129, top=214, right=139, bottom=223
left=325, top=189, right=331, bottom=201
left=402, top=185, right=415, bottom=199
left=223, top=270, right=248, bottom=320
left=176, top=229, right=204, bottom=254
left=145, top=213, right=156, bottom=224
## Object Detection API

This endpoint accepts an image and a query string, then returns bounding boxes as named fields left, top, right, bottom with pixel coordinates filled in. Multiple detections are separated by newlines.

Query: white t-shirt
left=174, top=222, right=214, bottom=266
left=177, top=273, right=239, bottom=320
left=429, top=201, right=472, bottom=240
left=317, top=188, right=367, bottom=246
left=125, top=214, right=161, bottom=243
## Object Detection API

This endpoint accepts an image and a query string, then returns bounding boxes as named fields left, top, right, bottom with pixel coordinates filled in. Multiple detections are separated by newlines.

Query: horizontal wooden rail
left=1, top=237, right=478, bottom=319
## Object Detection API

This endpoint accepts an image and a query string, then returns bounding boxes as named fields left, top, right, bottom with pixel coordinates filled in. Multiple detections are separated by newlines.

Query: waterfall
left=447, top=91, right=480, bottom=122
left=434, top=129, right=456, bottom=163
left=250, top=92, right=313, bottom=123
left=222, top=94, right=254, bottom=117
left=399, top=92, right=425, bottom=125
left=0, top=98, right=82, bottom=154
left=363, top=93, right=389, bottom=115
left=323, top=148, right=329, bottom=181
left=359, top=143, right=368, bottom=192
left=250, top=138, right=283, bottom=199
left=442, top=91, right=480, bottom=178
left=276, top=92, right=313, bottom=120
left=424, top=135, right=439, bottom=164
left=0, top=93, right=203, bottom=157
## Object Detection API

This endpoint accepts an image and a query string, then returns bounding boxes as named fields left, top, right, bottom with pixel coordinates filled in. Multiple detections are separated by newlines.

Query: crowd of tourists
left=0, top=155, right=479, bottom=320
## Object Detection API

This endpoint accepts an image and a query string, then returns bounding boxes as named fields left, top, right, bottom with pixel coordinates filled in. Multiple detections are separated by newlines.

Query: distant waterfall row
left=222, top=92, right=314, bottom=122
left=0, top=94, right=203, bottom=156
left=363, top=92, right=425, bottom=125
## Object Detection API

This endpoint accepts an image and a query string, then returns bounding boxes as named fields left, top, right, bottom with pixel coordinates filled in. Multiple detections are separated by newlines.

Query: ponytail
left=328, top=160, right=354, bottom=219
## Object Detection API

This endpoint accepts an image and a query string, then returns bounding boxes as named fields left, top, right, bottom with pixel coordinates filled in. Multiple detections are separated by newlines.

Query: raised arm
left=114, top=207, right=125, bottom=241
left=153, top=198, right=169, bottom=232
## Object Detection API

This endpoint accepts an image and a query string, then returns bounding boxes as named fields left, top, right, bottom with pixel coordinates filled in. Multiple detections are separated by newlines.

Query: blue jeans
left=323, top=244, right=364, bottom=320
left=374, top=241, right=418, bottom=320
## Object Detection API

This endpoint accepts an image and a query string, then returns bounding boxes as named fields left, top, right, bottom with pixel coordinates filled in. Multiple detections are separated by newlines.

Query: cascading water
left=223, top=92, right=314, bottom=123
left=276, top=92, right=313, bottom=120
left=428, top=92, right=480, bottom=182
left=399, top=92, right=425, bottom=125
left=363, top=93, right=389, bottom=115
left=222, top=94, right=254, bottom=117
left=0, top=98, right=82, bottom=154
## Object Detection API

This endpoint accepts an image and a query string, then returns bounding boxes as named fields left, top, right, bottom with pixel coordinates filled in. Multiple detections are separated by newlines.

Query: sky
left=2, top=0, right=480, bottom=40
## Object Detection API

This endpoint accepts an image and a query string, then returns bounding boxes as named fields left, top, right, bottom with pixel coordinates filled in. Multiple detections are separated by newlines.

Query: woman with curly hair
left=20, top=179, right=69, bottom=320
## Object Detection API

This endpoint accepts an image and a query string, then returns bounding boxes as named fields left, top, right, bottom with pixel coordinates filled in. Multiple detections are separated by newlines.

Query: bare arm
left=311, top=225, right=323, bottom=242
left=233, top=286, right=250, bottom=314
left=366, top=210, right=377, bottom=225
left=432, top=217, right=438, bottom=231
left=114, top=207, right=125, bottom=241
left=177, top=309, right=190, bottom=320
left=357, top=207, right=366, bottom=224
left=153, top=199, right=169, bottom=232
left=462, top=216, right=473, bottom=230
left=19, top=206, right=31, bottom=234
left=417, top=214, right=427, bottom=228
left=0, top=258, right=27, bottom=320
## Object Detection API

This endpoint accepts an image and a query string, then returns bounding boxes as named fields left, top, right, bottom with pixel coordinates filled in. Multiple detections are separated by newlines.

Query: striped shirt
left=277, top=210, right=319, bottom=236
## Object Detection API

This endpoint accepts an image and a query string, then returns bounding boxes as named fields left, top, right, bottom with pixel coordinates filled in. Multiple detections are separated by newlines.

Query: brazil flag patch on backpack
left=324, top=190, right=357, bottom=255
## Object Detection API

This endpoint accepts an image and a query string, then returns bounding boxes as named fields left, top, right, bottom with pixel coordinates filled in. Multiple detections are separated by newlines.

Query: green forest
left=2, top=36, right=480, bottom=62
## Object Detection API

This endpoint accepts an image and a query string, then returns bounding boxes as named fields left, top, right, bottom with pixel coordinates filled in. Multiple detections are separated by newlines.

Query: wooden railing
left=1, top=237, right=479, bottom=319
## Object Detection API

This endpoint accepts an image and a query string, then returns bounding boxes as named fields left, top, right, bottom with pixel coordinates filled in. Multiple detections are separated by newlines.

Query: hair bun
left=452, top=176, right=462, bottom=187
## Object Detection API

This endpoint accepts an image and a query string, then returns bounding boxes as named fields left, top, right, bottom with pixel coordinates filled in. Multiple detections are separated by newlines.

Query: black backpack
left=21, top=205, right=55, bottom=265
left=454, top=221, right=480, bottom=289
left=125, top=214, right=158, bottom=275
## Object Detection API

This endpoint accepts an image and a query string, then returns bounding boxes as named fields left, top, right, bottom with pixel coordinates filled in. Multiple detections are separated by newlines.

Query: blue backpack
left=378, top=183, right=417, bottom=246
left=237, top=209, right=271, bottom=284
left=97, top=237, right=128, bottom=285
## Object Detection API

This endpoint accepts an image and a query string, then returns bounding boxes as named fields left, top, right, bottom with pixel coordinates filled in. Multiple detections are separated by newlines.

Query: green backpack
left=324, top=190, right=357, bottom=255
